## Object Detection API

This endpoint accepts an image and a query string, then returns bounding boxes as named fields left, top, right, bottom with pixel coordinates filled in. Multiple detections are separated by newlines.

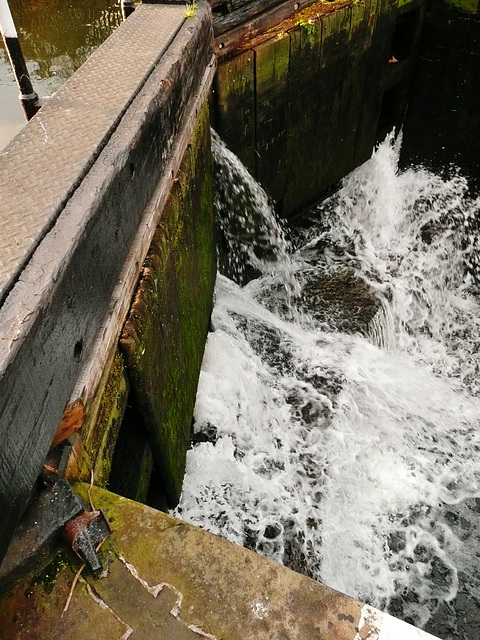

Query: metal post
left=0, top=0, right=40, bottom=120
left=121, top=0, right=135, bottom=20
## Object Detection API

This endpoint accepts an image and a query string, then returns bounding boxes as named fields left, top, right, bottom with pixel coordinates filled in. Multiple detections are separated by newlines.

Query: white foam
left=175, top=133, right=480, bottom=631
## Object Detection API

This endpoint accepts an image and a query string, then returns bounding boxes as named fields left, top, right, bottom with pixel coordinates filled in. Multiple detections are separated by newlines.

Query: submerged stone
left=299, top=268, right=381, bottom=335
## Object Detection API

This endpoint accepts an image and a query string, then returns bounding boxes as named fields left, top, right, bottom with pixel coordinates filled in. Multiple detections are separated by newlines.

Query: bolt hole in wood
left=74, top=339, right=83, bottom=363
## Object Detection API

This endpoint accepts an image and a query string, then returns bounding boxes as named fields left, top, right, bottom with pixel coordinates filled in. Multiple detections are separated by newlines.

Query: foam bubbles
left=174, top=133, right=480, bottom=632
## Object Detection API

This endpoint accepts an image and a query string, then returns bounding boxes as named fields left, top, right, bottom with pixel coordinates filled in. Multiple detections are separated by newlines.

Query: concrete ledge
left=0, top=484, right=440, bottom=640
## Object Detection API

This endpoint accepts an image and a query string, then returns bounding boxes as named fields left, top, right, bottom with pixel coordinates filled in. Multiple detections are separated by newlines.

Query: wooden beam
left=0, top=3, right=215, bottom=564
left=213, top=0, right=352, bottom=60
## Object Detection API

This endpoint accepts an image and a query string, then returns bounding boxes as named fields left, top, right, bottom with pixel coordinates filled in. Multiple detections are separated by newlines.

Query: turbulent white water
left=174, top=132, right=480, bottom=634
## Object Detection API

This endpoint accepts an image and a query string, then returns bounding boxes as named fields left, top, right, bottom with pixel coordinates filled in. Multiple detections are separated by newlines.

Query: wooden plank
left=68, top=56, right=216, bottom=420
left=213, top=51, right=256, bottom=175
left=214, top=0, right=352, bottom=60
left=283, top=20, right=324, bottom=214
left=255, top=34, right=290, bottom=208
left=0, top=3, right=214, bottom=564
left=51, top=400, right=86, bottom=450
left=353, top=0, right=394, bottom=161
left=120, top=104, right=216, bottom=506
left=334, top=0, right=379, bottom=179
left=313, top=4, right=352, bottom=190
left=0, top=4, right=186, bottom=308
left=213, top=0, right=285, bottom=36
left=79, top=348, right=130, bottom=488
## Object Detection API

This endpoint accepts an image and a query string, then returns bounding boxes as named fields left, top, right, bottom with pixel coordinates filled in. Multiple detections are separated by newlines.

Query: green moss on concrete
left=0, top=484, right=392, bottom=640
left=29, top=551, right=70, bottom=595
left=120, top=101, right=215, bottom=506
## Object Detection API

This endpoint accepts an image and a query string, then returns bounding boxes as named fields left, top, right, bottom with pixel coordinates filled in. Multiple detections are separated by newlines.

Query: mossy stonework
left=213, top=0, right=426, bottom=217
left=120, top=102, right=215, bottom=507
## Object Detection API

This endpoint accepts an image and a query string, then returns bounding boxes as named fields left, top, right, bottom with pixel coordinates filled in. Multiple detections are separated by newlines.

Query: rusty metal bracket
left=0, top=461, right=111, bottom=592
left=63, top=509, right=111, bottom=574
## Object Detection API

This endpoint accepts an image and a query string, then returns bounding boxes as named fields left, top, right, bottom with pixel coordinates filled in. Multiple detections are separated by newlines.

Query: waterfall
left=174, top=132, right=480, bottom=637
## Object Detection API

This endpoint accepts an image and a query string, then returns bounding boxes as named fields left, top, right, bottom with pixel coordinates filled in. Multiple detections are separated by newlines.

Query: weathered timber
left=314, top=4, right=352, bottom=190
left=213, top=0, right=427, bottom=216
left=283, top=22, right=324, bottom=213
left=65, top=36, right=216, bottom=427
left=214, top=0, right=352, bottom=59
left=51, top=400, right=86, bottom=450
left=255, top=34, right=290, bottom=209
left=0, top=5, right=184, bottom=308
left=213, top=51, right=256, bottom=175
left=79, top=349, right=130, bottom=488
left=333, top=0, right=378, bottom=180
left=0, top=2, right=214, bottom=564
left=120, top=103, right=216, bottom=506
left=213, top=0, right=288, bottom=36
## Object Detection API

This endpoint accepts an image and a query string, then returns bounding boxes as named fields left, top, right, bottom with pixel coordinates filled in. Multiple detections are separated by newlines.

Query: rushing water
left=174, top=132, right=480, bottom=638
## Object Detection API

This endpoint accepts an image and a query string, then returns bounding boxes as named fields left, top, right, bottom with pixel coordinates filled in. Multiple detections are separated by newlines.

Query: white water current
left=174, top=132, right=480, bottom=637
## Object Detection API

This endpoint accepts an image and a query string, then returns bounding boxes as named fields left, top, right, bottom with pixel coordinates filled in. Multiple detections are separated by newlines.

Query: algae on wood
left=213, top=0, right=426, bottom=217
left=335, top=0, right=378, bottom=177
left=120, top=104, right=216, bottom=506
left=255, top=34, right=290, bottom=209
left=214, top=50, right=256, bottom=175
left=283, top=21, right=323, bottom=213
left=79, top=348, right=130, bottom=488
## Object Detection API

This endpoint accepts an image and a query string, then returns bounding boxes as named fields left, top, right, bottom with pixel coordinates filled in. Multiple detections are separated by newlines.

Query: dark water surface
left=0, top=0, right=122, bottom=150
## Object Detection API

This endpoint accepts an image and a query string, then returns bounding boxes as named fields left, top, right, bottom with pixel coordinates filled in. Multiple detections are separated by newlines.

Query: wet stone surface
left=0, top=483, right=378, bottom=640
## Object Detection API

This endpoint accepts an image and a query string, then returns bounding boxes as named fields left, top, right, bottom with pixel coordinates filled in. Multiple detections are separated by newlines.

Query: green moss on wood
left=435, top=0, right=479, bottom=12
left=80, top=349, right=129, bottom=488
left=120, top=102, right=215, bottom=506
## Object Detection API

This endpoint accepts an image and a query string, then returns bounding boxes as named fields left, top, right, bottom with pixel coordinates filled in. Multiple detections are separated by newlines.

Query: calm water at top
left=0, top=0, right=122, bottom=151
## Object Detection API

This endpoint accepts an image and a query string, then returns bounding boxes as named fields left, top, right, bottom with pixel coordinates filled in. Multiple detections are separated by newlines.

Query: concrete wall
left=212, top=0, right=427, bottom=217
left=0, top=2, right=216, bottom=564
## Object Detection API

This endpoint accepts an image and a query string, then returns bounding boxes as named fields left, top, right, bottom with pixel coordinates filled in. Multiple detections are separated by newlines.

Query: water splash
left=175, top=133, right=480, bottom=634
left=212, top=130, right=299, bottom=297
